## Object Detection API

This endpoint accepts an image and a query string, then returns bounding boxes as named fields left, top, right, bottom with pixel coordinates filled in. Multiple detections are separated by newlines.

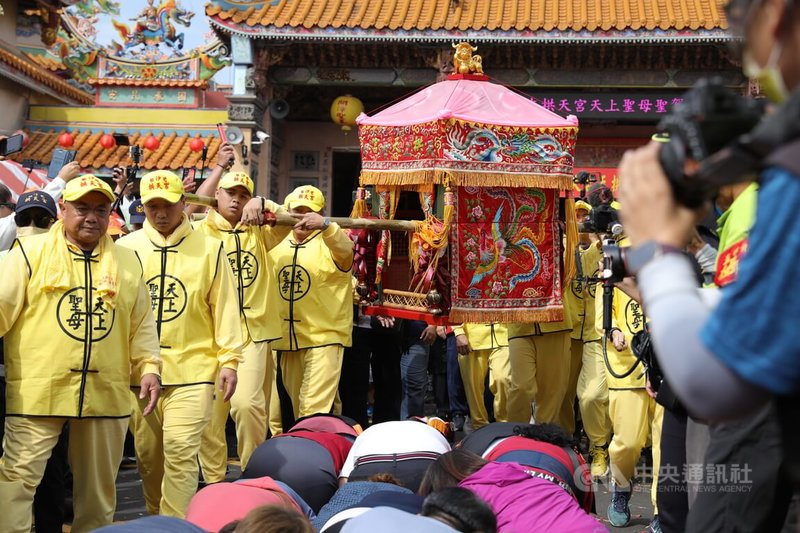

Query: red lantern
left=58, top=132, right=74, bottom=148
left=189, top=137, right=205, bottom=152
left=99, top=134, right=116, bottom=150
left=143, top=135, right=160, bottom=151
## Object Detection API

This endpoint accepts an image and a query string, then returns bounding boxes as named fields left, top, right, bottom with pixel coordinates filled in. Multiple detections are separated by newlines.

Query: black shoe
left=452, top=414, right=466, bottom=432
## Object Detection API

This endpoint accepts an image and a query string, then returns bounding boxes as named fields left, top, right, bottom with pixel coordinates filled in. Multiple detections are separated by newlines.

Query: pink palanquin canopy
left=357, top=75, right=579, bottom=190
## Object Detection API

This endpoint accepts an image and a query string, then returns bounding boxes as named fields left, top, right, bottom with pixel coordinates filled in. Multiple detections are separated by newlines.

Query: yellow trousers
left=0, top=416, right=127, bottom=533
left=458, top=346, right=511, bottom=428
left=130, top=384, right=213, bottom=518
left=557, top=338, right=584, bottom=434
left=608, top=389, right=662, bottom=493
left=279, top=345, right=344, bottom=420
left=507, top=331, right=570, bottom=425
left=199, top=341, right=271, bottom=481
left=576, top=340, right=612, bottom=448
left=651, top=403, right=664, bottom=511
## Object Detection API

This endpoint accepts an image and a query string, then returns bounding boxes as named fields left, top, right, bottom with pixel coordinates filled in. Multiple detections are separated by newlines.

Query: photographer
left=0, top=160, right=81, bottom=251
left=618, top=0, right=800, bottom=501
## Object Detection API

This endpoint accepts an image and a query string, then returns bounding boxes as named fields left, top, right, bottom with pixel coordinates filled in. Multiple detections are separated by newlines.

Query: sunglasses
left=0, top=202, right=16, bottom=211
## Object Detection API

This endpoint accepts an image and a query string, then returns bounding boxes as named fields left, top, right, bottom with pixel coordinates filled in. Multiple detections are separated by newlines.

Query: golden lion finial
left=452, top=42, right=483, bottom=75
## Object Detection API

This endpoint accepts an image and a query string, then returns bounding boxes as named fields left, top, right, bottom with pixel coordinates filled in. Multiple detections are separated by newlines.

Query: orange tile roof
left=15, top=129, right=222, bottom=171
left=207, top=0, right=728, bottom=35
left=0, top=48, right=93, bottom=104
left=24, top=52, right=66, bottom=72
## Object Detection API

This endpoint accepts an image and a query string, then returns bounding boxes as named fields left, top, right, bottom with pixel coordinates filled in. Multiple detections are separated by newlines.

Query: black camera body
left=582, top=204, right=622, bottom=236
left=657, top=78, right=765, bottom=208
left=127, top=145, right=142, bottom=183
left=601, top=239, right=628, bottom=285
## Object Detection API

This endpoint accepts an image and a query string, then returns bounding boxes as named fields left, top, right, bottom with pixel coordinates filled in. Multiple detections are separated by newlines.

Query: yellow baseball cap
left=140, top=170, right=184, bottom=204
left=286, top=185, right=325, bottom=212
left=575, top=200, right=592, bottom=212
left=63, top=174, right=115, bottom=203
left=218, top=171, right=254, bottom=195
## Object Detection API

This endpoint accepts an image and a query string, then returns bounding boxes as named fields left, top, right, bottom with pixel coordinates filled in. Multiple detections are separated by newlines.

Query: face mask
left=743, top=41, right=789, bottom=103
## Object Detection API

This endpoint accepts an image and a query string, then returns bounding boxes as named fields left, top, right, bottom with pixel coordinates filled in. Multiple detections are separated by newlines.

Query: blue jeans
left=400, top=342, right=429, bottom=419
left=446, top=334, right=470, bottom=416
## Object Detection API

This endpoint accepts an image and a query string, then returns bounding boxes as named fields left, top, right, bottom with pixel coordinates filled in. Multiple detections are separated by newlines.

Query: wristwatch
left=625, top=240, right=683, bottom=275
left=322, top=217, right=331, bottom=230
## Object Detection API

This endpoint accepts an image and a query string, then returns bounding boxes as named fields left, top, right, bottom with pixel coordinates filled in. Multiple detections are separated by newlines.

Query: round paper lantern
left=330, top=95, right=364, bottom=132
left=189, top=137, right=205, bottom=152
left=99, top=134, right=116, bottom=150
left=143, top=135, right=160, bottom=151
left=58, top=132, right=74, bottom=148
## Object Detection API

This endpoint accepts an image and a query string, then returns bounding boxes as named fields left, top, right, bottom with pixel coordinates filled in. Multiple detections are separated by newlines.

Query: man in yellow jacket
left=452, top=323, right=510, bottom=429
left=564, top=237, right=612, bottom=478
left=506, top=291, right=573, bottom=425
left=0, top=176, right=162, bottom=533
left=595, top=270, right=661, bottom=528
left=117, top=170, right=243, bottom=518
left=196, top=171, right=291, bottom=481
left=268, top=185, right=354, bottom=424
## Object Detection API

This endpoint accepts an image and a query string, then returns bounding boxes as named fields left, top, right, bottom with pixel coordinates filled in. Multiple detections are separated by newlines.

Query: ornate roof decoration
left=50, top=0, right=231, bottom=86
left=206, top=0, right=732, bottom=43
left=0, top=46, right=94, bottom=104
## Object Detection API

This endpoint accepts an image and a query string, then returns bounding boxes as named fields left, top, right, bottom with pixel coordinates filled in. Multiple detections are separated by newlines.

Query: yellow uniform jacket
left=195, top=205, right=291, bottom=343
left=452, top=323, right=509, bottom=350
left=0, top=233, right=161, bottom=418
left=594, top=284, right=646, bottom=390
left=117, top=217, right=243, bottom=386
left=269, top=223, right=354, bottom=351
left=567, top=243, right=603, bottom=342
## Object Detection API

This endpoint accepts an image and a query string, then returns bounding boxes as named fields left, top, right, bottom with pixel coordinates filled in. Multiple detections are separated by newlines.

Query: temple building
left=205, top=0, right=739, bottom=214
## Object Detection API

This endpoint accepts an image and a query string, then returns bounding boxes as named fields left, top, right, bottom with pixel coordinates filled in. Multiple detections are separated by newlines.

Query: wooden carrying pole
left=185, top=193, right=419, bottom=232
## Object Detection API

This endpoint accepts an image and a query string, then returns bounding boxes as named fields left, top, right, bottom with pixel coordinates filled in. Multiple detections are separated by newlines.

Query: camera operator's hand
left=611, top=328, right=627, bottom=351
left=618, top=143, right=698, bottom=248
left=57, top=161, right=82, bottom=183
left=216, top=143, right=236, bottom=169
left=112, top=167, right=127, bottom=195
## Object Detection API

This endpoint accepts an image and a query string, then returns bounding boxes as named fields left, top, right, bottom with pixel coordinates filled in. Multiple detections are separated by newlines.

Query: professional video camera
left=657, top=78, right=765, bottom=208
left=127, top=145, right=142, bottom=183
left=581, top=204, right=622, bottom=236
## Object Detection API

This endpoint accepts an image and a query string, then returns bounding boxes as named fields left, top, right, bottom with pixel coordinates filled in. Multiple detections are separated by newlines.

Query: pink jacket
left=186, top=477, right=302, bottom=532
left=458, top=462, right=607, bottom=533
